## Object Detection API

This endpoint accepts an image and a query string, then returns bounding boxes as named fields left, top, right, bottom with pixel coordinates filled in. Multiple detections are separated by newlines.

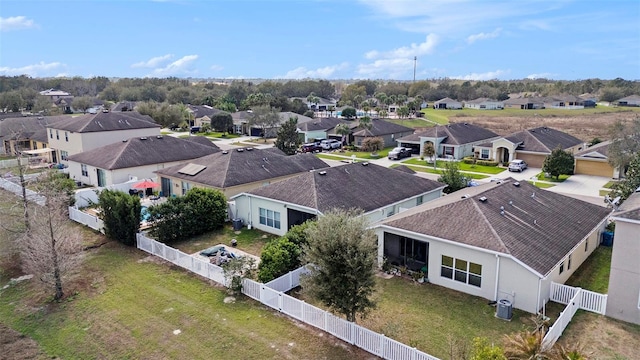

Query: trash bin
left=232, top=218, right=243, bottom=231
left=496, top=299, right=512, bottom=320
left=601, top=231, right=614, bottom=247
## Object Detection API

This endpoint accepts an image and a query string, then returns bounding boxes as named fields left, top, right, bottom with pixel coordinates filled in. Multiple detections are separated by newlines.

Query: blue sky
left=1, top=0, right=639, bottom=80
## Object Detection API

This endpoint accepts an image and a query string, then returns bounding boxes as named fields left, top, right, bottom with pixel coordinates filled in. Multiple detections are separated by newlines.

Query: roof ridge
left=470, top=198, right=510, bottom=254
left=525, top=130, right=549, bottom=152
left=110, top=138, right=132, bottom=169
left=220, top=151, right=234, bottom=187
left=310, top=172, right=320, bottom=210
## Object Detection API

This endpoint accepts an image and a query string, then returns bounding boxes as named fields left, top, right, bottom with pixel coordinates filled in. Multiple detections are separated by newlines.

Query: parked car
left=388, top=147, right=411, bottom=160
left=321, top=139, right=342, bottom=150
left=508, top=159, right=528, bottom=172
left=301, top=142, right=322, bottom=153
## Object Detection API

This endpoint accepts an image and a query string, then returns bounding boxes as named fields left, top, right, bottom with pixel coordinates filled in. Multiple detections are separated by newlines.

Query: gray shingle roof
left=188, top=105, right=223, bottom=119
left=505, top=127, right=583, bottom=153
left=398, top=122, right=498, bottom=145
left=182, top=136, right=220, bottom=149
left=380, top=179, right=611, bottom=276
left=297, top=117, right=345, bottom=132
left=0, top=115, right=69, bottom=141
left=352, top=119, right=413, bottom=137
left=243, top=162, right=444, bottom=213
left=575, top=140, right=610, bottom=158
left=613, top=192, right=640, bottom=221
left=66, top=135, right=220, bottom=170
left=155, top=148, right=329, bottom=188
left=49, top=111, right=159, bottom=133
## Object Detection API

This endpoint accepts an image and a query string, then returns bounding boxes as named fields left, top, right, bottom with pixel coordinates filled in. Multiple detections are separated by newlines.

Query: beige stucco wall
left=68, top=161, right=179, bottom=187
left=606, top=219, right=640, bottom=325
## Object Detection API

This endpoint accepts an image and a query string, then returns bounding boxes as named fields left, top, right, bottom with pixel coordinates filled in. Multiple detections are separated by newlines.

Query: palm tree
left=335, top=123, right=351, bottom=145
left=378, top=109, right=388, bottom=118
left=503, top=331, right=552, bottom=360
left=362, top=103, right=371, bottom=116
left=353, top=94, right=363, bottom=110
left=306, top=92, right=320, bottom=112
left=358, top=115, right=372, bottom=131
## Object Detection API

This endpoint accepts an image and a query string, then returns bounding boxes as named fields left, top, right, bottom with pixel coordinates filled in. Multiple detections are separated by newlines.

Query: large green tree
left=608, top=116, right=640, bottom=170
left=610, top=151, right=640, bottom=202
left=257, top=237, right=301, bottom=283
left=301, top=209, right=377, bottom=322
left=98, top=189, right=141, bottom=246
left=438, top=161, right=467, bottom=194
left=248, top=105, right=281, bottom=140
left=542, top=146, right=575, bottom=180
left=71, top=96, right=94, bottom=113
left=341, top=107, right=357, bottom=120
left=275, top=116, right=301, bottom=155
left=210, top=112, right=233, bottom=133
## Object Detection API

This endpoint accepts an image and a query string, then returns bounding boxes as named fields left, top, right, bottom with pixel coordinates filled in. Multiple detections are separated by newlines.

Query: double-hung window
left=81, top=164, right=88, bottom=176
left=259, top=208, right=281, bottom=229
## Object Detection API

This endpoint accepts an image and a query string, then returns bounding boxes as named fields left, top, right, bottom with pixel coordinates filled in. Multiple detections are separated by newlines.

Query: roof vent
left=222, top=150, right=228, bottom=154
left=246, top=147, right=253, bottom=151
left=236, top=148, right=244, bottom=152
left=122, top=139, right=128, bottom=142
left=156, top=135, right=163, bottom=139
left=500, top=210, right=505, bottom=216
left=479, top=196, right=487, bottom=202
left=531, top=192, right=536, bottom=198
left=319, top=171, right=327, bottom=175
left=362, top=162, right=369, bottom=166
left=513, top=181, right=520, bottom=187
left=140, top=137, right=148, bottom=140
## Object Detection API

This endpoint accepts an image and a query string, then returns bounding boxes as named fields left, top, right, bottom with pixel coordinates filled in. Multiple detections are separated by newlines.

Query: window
left=441, top=255, right=481, bottom=287
left=81, top=164, right=88, bottom=177
left=181, top=181, right=191, bottom=195
left=259, top=208, right=281, bottom=229
left=568, top=254, right=572, bottom=271
left=49, top=129, right=53, bottom=139
left=60, top=151, right=68, bottom=161
left=416, top=195, right=424, bottom=206
left=481, top=149, right=490, bottom=159
left=444, top=147, right=454, bottom=156
left=65, top=132, right=69, bottom=142
left=56, top=130, right=59, bottom=140
left=585, top=238, right=588, bottom=252
left=559, top=261, right=565, bottom=274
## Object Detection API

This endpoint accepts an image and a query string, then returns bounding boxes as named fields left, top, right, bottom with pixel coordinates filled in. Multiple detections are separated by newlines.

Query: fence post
left=601, top=294, right=608, bottom=315
left=350, top=322, right=356, bottom=345
left=380, top=334, right=385, bottom=357
left=412, top=347, right=418, bottom=360
left=278, top=292, right=283, bottom=311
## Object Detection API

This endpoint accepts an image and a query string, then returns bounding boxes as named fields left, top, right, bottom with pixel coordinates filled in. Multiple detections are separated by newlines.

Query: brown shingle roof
left=0, top=115, right=68, bottom=141
left=243, top=162, right=444, bottom=213
left=352, top=119, right=413, bottom=137
left=49, top=111, right=159, bottom=133
left=398, top=122, right=498, bottom=145
left=380, top=179, right=611, bottom=276
left=575, top=140, right=610, bottom=158
left=66, top=135, right=220, bottom=170
left=506, top=127, right=583, bottom=153
left=155, top=148, right=329, bottom=188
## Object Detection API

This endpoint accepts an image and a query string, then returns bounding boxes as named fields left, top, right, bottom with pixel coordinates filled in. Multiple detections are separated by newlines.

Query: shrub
left=258, top=237, right=301, bottom=282
left=476, top=159, right=499, bottom=167
left=98, top=189, right=141, bottom=246
left=462, top=157, right=476, bottom=164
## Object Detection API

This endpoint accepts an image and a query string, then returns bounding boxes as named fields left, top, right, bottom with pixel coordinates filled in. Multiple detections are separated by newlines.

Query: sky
left=1, top=0, right=639, bottom=81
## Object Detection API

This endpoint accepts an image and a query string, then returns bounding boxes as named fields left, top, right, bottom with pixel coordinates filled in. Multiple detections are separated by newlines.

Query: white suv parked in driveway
left=321, top=139, right=342, bottom=150
left=508, top=159, right=528, bottom=172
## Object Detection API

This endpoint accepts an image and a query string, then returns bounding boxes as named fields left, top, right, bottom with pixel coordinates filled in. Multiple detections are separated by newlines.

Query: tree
left=0, top=91, right=24, bottom=112
left=608, top=116, right=640, bottom=170
left=306, top=93, right=320, bottom=111
left=470, top=337, right=506, bottom=360
left=275, top=116, right=301, bottom=155
left=397, top=105, right=410, bottom=118
left=610, top=151, right=640, bottom=202
left=223, top=257, right=256, bottom=295
left=422, top=142, right=435, bottom=163
left=247, top=105, right=281, bottom=140
left=71, top=96, right=94, bottom=113
left=335, top=123, right=351, bottom=145
left=98, top=189, right=141, bottom=246
left=358, top=115, right=372, bottom=130
left=341, top=107, right=357, bottom=120
left=21, top=173, right=83, bottom=301
left=303, top=110, right=315, bottom=118
left=360, top=136, right=384, bottom=155
left=301, top=209, right=377, bottom=322
left=438, top=161, right=467, bottom=194
left=503, top=331, right=551, bottom=360
left=210, top=112, right=233, bottom=133
left=542, top=146, right=575, bottom=180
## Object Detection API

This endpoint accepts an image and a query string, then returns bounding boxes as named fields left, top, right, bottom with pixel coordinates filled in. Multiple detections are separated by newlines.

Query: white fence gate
left=68, top=206, right=104, bottom=233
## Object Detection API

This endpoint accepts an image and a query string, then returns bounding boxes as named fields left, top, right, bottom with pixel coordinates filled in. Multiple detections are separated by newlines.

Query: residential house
left=39, top=89, right=72, bottom=101
left=297, top=117, right=348, bottom=143
left=0, top=115, right=68, bottom=162
left=231, top=111, right=252, bottom=135
left=433, top=97, right=462, bottom=110
left=188, top=104, right=223, bottom=127
left=154, top=147, right=329, bottom=198
left=111, top=101, right=137, bottom=112
left=396, top=122, right=499, bottom=158
left=574, top=141, right=621, bottom=178
left=353, top=119, right=414, bottom=148
left=46, top=111, right=161, bottom=166
left=615, top=95, right=640, bottom=107
left=579, top=93, right=598, bottom=108
left=66, top=135, right=220, bottom=187
left=504, top=97, right=545, bottom=109
left=375, top=179, right=611, bottom=314
left=231, top=162, right=446, bottom=236
left=475, top=127, right=584, bottom=167
left=464, top=98, right=504, bottom=110
left=291, top=97, right=337, bottom=112
left=542, top=95, right=584, bottom=109
left=606, top=191, right=640, bottom=325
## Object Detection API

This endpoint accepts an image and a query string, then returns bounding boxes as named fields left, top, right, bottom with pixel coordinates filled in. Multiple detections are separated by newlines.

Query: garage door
left=575, top=159, right=613, bottom=177
left=515, top=153, right=545, bottom=168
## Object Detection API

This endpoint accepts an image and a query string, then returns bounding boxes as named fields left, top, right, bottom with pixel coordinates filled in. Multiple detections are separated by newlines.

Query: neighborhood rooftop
left=241, top=162, right=445, bottom=214
left=48, top=111, right=160, bottom=133
left=504, top=126, right=583, bottom=153
left=380, top=179, right=611, bottom=276
left=351, top=119, right=413, bottom=137
left=398, top=122, right=498, bottom=145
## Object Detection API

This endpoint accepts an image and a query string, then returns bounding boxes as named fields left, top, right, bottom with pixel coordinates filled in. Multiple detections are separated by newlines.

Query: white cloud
left=281, top=62, right=349, bottom=79
left=0, top=16, right=37, bottom=31
left=131, top=54, right=174, bottom=68
left=368, top=34, right=439, bottom=60
left=526, top=72, right=555, bottom=80
left=467, top=28, right=502, bottom=44
left=151, top=55, right=198, bottom=76
left=451, top=70, right=510, bottom=81
left=210, top=64, right=224, bottom=71
left=357, top=35, right=438, bottom=79
left=0, top=61, right=65, bottom=76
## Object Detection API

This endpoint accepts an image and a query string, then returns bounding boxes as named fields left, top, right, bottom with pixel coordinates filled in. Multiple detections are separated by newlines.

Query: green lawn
left=565, top=246, right=612, bottom=293
left=602, top=180, right=619, bottom=189
left=391, top=164, right=489, bottom=179
left=536, top=173, right=570, bottom=182
left=169, top=224, right=277, bottom=256
left=420, top=109, right=450, bottom=124
left=447, top=106, right=640, bottom=119
left=528, top=181, right=556, bottom=189
left=387, top=118, right=434, bottom=129
left=599, top=189, right=612, bottom=197
left=340, top=147, right=394, bottom=159
left=404, top=159, right=506, bottom=175
left=0, top=241, right=368, bottom=360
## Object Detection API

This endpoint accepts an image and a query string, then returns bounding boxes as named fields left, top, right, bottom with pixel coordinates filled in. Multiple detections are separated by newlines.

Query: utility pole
left=413, top=56, right=417, bottom=83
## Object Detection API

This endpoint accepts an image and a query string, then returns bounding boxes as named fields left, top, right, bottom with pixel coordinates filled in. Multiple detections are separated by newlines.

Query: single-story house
left=574, top=141, right=621, bottom=178
left=375, top=178, right=611, bottom=314
left=297, top=117, right=347, bottom=143
left=0, top=115, right=68, bottom=162
left=464, top=98, right=504, bottom=110
left=231, top=162, right=446, bottom=236
left=353, top=119, right=414, bottom=148
left=232, top=111, right=313, bottom=137
left=543, top=95, right=584, bottom=109
left=111, top=101, right=137, bottom=112
left=397, top=122, right=499, bottom=159
left=154, top=147, right=329, bottom=198
left=615, top=95, right=640, bottom=107
left=188, top=104, right=224, bottom=127
left=66, top=135, right=220, bottom=188
left=606, top=191, right=640, bottom=325
left=433, top=97, right=462, bottom=110
left=475, top=127, right=584, bottom=167
left=504, top=97, right=545, bottom=110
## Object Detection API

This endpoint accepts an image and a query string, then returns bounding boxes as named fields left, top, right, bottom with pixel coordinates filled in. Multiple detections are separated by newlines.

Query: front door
left=96, top=169, right=106, bottom=187
left=502, top=148, right=510, bottom=164
left=161, top=177, right=171, bottom=197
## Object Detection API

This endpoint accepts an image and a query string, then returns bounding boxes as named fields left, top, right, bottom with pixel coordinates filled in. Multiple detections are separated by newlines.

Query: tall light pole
left=413, top=56, right=417, bottom=83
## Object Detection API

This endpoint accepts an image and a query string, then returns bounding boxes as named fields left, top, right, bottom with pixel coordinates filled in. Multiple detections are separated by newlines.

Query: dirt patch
left=0, top=323, right=49, bottom=360
left=557, top=311, right=640, bottom=359
left=452, top=112, right=637, bottom=141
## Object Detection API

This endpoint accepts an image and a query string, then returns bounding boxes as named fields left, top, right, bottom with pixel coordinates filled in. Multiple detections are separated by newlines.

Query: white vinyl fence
left=68, top=206, right=104, bottom=233
left=543, top=282, right=608, bottom=349
left=135, top=233, right=441, bottom=360
left=0, top=177, right=46, bottom=205
left=74, top=178, right=140, bottom=208
left=0, top=158, right=22, bottom=169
